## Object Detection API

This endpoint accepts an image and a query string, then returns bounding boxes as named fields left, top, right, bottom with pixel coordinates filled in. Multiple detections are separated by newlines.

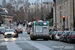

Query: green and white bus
left=30, top=21, right=49, bottom=40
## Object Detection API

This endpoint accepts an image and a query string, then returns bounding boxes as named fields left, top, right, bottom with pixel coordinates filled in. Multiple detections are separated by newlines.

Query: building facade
left=53, top=0, right=74, bottom=31
left=0, top=7, right=13, bottom=24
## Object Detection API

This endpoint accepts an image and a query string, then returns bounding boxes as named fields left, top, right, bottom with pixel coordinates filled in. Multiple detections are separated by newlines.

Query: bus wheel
left=44, top=39, right=48, bottom=41
left=31, top=38, right=36, bottom=40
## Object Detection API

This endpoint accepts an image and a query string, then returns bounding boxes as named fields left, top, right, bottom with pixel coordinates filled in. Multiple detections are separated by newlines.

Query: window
left=71, top=32, right=75, bottom=35
left=60, top=11, right=62, bottom=23
left=35, top=22, right=48, bottom=26
left=60, top=6, right=62, bottom=10
left=35, top=22, right=43, bottom=26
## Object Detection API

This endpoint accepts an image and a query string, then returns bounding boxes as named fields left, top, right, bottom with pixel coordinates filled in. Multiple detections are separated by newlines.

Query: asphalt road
left=0, top=24, right=75, bottom=50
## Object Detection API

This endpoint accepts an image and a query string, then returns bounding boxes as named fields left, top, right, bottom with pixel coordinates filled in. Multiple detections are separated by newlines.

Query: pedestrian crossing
left=0, top=37, right=54, bottom=50
left=7, top=42, right=22, bottom=50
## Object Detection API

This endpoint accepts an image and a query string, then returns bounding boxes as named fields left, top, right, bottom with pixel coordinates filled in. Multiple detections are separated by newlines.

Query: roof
left=0, top=12, right=12, bottom=16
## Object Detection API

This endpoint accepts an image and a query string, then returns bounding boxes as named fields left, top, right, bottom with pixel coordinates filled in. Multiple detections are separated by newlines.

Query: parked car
left=0, top=27, right=5, bottom=35
left=54, top=31, right=63, bottom=40
left=59, top=31, right=70, bottom=42
left=67, top=31, right=75, bottom=43
left=49, top=31, right=54, bottom=39
left=15, top=28, right=23, bottom=33
left=4, top=29, right=18, bottom=38
left=63, top=32, right=70, bottom=42
left=49, top=31, right=57, bottom=40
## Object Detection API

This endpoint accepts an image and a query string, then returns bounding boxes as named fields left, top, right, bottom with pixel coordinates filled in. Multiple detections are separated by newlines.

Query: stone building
left=53, top=0, right=73, bottom=31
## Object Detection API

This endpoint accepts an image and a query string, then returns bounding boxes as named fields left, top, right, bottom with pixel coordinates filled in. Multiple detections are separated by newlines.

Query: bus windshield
left=34, top=22, right=49, bottom=26
left=35, top=22, right=43, bottom=26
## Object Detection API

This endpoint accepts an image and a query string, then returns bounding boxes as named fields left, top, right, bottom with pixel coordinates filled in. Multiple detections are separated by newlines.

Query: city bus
left=30, top=21, right=49, bottom=40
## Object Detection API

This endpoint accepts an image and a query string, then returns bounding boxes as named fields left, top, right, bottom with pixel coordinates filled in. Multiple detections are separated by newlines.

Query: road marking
left=26, top=41, right=54, bottom=50
left=7, top=42, right=22, bottom=50
left=0, top=39, right=4, bottom=41
left=0, top=42, right=7, bottom=46
left=0, top=37, right=53, bottom=50
left=15, top=40, right=54, bottom=50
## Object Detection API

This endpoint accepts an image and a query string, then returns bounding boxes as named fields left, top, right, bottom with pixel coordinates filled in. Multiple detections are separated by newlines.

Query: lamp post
left=53, top=0, right=57, bottom=30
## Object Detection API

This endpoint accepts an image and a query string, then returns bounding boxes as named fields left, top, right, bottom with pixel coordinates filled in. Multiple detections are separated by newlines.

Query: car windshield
left=5, top=27, right=9, bottom=29
left=71, top=32, right=75, bottom=35
left=0, top=28, right=4, bottom=31
left=58, top=32, right=62, bottom=34
left=53, top=31, right=57, bottom=34
left=63, top=31, right=69, bottom=34
left=5, top=30, right=14, bottom=32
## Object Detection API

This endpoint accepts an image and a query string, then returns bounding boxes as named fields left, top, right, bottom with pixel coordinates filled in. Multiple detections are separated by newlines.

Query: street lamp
left=53, top=0, right=57, bottom=30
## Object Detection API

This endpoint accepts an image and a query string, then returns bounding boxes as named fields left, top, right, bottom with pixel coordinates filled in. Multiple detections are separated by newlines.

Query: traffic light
left=9, top=19, right=11, bottom=23
left=63, top=16, right=65, bottom=21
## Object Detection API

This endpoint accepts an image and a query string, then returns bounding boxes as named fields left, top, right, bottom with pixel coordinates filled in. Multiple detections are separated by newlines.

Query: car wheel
left=16, top=34, right=18, bottom=38
left=65, top=39, right=68, bottom=43
left=63, top=38, right=66, bottom=42
left=14, top=34, right=18, bottom=38
left=49, top=37, right=51, bottom=40
left=59, top=38, right=62, bottom=42
left=28, top=33, right=30, bottom=34
left=31, top=38, right=36, bottom=40
left=5, top=36, right=6, bottom=38
left=54, top=37, right=56, bottom=41
left=21, top=31, right=23, bottom=33
left=68, top=39, right=72, bottom=43
left=52, top=37, right=54, bottom=40
left=67, top=38, right=69, bottom=43
left=50, top=37, right=53, bottom=40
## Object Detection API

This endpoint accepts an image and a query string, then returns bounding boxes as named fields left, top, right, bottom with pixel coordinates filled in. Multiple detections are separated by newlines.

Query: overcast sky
left=0, top=0, right=53, bottom=5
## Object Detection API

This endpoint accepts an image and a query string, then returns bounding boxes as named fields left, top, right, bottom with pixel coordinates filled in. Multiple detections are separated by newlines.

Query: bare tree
left=2, top=0, right=6, bottom=7
left=5, top=3, right=13, bottom=13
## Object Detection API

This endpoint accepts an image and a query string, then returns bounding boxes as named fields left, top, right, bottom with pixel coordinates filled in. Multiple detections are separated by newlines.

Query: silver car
left=4, top=29, right=18, bottom=38
left=54, top=31, right=63, bottom=40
